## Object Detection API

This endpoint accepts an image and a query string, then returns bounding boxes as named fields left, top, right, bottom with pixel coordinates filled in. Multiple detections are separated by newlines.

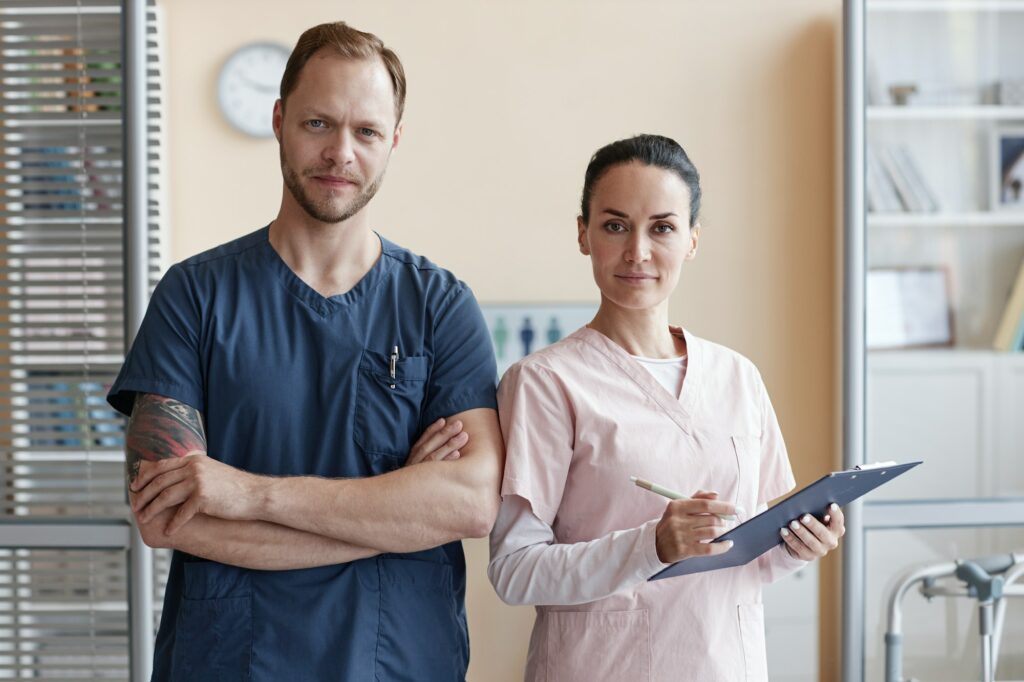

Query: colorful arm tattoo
left=125, top=393, right=207, bottom=484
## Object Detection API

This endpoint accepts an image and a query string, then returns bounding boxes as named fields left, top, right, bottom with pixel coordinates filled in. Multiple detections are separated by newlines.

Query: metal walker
left=885, top=552, right=1024, bottom=682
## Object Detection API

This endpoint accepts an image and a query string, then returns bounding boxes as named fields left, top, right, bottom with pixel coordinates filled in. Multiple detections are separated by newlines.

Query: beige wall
left=163, top=1, right=842, bottom=679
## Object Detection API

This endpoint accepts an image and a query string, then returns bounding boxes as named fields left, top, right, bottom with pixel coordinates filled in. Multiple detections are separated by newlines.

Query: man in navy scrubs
left=108, top=22, right=503, bottom=681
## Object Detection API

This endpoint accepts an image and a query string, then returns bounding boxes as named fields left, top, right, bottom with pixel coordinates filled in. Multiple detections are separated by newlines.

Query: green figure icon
left=546, top=316, right=562, bottom=345
left=493, top=317, right=509, bottom=360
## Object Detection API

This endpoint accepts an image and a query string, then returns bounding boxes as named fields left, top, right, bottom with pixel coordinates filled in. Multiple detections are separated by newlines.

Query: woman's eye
left=653, top=223, right=675, bottom=234
left=359, top=127, right=378, bottom=138
left=605, top=222, right=626, bottom=233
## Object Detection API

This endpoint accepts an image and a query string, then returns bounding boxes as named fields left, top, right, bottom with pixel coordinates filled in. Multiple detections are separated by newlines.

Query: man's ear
left=685, top=223, right=701, bottom=261
left=391, top=120, right=404, bottom=151
left=272, top=99, right=284, bottom=143
left=577, top=216, right=590, bottom=256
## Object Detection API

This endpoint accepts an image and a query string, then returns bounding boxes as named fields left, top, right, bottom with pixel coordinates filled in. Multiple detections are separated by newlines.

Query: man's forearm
left=254, top=458, right=498, bottom=553
left=138, top=507, right=379, bottom=570
left=250, top=409, right=504, bottom=553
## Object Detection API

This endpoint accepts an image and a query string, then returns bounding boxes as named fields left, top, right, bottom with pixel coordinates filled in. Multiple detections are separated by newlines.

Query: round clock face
left=217, top=42, right=290, bottom=138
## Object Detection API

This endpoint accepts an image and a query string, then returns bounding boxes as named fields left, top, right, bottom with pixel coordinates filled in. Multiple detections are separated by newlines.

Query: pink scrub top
left=497, top=326, right=797, bottom=682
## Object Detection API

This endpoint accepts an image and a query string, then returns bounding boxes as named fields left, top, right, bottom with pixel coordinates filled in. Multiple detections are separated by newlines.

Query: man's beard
left=280, top=145, right=386, bottom=224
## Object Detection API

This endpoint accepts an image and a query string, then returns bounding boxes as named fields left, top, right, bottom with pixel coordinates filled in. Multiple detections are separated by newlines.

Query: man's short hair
left=279, top=21, right=407, bottom=124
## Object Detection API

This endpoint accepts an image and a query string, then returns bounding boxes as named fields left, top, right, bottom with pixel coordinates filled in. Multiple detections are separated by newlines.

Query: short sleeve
left=421, top=283, right=498, bottom=426
left=106, top=264, right=204, bottom=416
left=496, top=362, right=575, bottom=526
left=757, top=372, right=796, bottom=504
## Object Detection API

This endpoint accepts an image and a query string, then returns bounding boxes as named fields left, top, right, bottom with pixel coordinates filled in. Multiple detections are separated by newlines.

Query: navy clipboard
left=650, top=460, right=922, bottom=580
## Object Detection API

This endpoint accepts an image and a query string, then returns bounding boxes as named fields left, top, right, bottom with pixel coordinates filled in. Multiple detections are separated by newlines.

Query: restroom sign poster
left=480, top=303, right=598, bottom=378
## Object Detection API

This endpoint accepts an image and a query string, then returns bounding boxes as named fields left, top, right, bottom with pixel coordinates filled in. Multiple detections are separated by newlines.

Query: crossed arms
left=126, top=393, right=504, bottom=570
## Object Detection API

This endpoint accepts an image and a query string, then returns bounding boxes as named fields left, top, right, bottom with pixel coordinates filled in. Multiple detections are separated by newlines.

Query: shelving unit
left=868, top=0, right=1024, bottom=11
left=868, top=212, right=1024, bottom=227
left=844, top=1, right=1024, bottom=681
left=867, top=105, right=1024, bottom=120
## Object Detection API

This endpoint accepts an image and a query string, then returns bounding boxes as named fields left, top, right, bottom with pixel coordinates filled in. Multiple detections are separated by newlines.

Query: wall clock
left=217, top=42, right=290, bottom=138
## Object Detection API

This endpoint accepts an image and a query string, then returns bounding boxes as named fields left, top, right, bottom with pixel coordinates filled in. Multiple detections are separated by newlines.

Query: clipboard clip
left=854, top=460, right=898, bottom=471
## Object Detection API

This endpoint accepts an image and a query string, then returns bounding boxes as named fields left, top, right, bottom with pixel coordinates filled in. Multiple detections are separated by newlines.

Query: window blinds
left=0, top=1, right=166, bottom=677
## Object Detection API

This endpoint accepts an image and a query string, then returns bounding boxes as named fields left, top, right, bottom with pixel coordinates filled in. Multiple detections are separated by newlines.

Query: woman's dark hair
left=580, top=134, right=701, bottom=227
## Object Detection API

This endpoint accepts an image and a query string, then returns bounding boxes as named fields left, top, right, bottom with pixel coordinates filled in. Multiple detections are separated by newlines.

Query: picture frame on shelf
left=866, top=267, right=954, bottom=350
left=990, top=126, right=1024, bottom=210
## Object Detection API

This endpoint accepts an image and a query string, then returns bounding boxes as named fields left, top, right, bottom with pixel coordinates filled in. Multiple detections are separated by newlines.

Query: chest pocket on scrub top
left=354, top=348, right=429, bottom=461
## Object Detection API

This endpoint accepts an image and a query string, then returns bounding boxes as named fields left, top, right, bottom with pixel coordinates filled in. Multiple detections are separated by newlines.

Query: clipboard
left=650, top=460, right=922, bottom=581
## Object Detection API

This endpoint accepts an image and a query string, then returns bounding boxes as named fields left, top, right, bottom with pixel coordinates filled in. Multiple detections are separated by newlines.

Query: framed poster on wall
left=480, top=302, right=598, bottom=378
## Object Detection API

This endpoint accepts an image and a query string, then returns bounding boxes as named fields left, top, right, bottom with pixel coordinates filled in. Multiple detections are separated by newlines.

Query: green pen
left=630, top=476, right=742, bottom=521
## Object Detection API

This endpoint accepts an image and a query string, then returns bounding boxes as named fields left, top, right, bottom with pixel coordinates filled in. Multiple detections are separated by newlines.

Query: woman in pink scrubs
left=487, top=134, right=845, bottom=681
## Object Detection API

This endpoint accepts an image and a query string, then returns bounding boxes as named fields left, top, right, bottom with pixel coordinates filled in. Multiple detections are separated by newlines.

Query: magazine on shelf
left=993, top=258, right=1024, bottom=352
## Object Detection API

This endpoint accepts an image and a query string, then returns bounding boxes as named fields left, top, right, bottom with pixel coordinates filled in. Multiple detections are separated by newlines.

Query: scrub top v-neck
left=108, top=226, right=498, bottom=681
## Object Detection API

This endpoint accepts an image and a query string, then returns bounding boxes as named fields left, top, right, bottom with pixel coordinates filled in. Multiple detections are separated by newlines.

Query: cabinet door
left=867, top=352, right=994, bottom=500
left=995, top=355, right=1024, bottom=498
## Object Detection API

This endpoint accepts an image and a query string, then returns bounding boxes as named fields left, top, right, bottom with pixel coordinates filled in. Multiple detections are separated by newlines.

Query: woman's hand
left=405, top=418, right=468, bottom=466
left=780, top=503, right=846, bottom=561
left=654, top=490, right=736, bottom=564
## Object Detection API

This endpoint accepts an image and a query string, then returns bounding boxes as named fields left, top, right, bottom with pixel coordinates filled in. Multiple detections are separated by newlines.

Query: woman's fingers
left=827, top=503, right=846, bottom=536
left=667, top=496, right=737, bottom=520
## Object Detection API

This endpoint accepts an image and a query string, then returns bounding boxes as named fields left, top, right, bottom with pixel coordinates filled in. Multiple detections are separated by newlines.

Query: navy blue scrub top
left=108, top=226, right=498, bottom=681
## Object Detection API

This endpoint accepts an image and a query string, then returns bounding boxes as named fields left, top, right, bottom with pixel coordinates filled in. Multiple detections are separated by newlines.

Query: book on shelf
left=866, top=145, right=904, bottom=212
left=892, top=145, right=938, bottom=212
left=993, top=258, right=1024, bottom=352
left=866, top=144, right=939, bottom=215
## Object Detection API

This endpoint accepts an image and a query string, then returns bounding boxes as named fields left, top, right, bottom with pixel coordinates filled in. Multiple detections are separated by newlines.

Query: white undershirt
left=630, top=353, right=688, bottom=398
left=488, top=354, right=807, bottom=606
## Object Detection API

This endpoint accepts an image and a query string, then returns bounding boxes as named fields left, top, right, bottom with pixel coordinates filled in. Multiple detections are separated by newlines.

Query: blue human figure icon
left=493, top=316, right=509, bottom=360
left=520, top=317, right=535, bottom=356
left=546, top=316, right=562, bottom=345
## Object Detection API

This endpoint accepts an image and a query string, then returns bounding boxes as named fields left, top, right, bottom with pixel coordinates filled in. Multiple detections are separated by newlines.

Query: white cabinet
left=868, top=350, right=1024, bottom=499
left=844, top=3, right=1024, bottom=680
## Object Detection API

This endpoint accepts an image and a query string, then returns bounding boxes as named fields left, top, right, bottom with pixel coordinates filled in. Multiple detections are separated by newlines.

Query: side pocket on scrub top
left=544, top=610, right=651, bottom=682
left=737, top=603, right=769, bottom=682
left=171, top=562, right=252, bottom=682
left=730, top=435, right=762, bottom=519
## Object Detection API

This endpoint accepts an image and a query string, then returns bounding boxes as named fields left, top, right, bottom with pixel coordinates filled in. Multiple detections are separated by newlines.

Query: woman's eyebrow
left=601, top=208, right=629, bottom=218
left=649, top=212, right=678, bottom=220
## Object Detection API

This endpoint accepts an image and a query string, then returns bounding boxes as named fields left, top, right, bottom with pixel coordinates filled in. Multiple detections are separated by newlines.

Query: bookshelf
left=863, top=0, right=1024, bottom=349
left=867, top=0, right=1024, bottom=11
left=867, top=105, right=1024, bottom=121
left=844, top=2, right=1024, bottom=680
left=868, top=212, right=1024, bottom=227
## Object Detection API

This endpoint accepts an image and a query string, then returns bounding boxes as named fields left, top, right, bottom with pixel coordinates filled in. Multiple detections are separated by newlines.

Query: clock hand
left=239, top=73, right=278, bottom=94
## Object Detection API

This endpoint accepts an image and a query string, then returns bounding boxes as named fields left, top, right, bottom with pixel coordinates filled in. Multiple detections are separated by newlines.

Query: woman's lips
left=615, top=273, right=657, bottom=283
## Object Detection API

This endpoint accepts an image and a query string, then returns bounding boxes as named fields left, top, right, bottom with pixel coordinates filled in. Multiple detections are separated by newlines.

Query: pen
left=630, top=476, right=741, bottom=521
left=389, top=345, right=399, bottom=389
